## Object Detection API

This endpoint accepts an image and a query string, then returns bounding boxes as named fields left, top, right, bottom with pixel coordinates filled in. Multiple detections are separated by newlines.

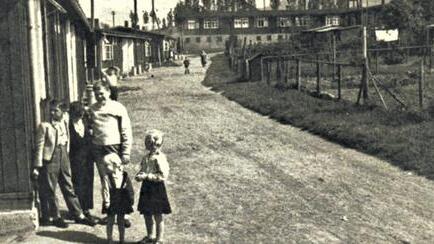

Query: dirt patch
left=20, top=54, right=434, bottom=244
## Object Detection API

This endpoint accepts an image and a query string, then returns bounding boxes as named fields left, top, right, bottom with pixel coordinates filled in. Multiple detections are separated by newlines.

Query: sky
left=77, top=0, right=386, bottom=28
left=78, top=0, right=184, bottom=28
left=77, top=0, right=274, bottom=27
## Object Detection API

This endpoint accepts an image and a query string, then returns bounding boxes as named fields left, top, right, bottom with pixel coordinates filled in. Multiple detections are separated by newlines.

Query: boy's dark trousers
left=38, top=145, right=83, bottom=219
left=109, top=86, right=118, bottom=101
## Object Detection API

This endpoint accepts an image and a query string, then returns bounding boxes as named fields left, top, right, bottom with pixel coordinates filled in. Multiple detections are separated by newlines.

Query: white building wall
left=122, top=39, right=135, bottom=74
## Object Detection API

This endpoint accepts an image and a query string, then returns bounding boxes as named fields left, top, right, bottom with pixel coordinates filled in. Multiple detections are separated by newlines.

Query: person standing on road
left=183, top=57, right=190, bottom=74
left=89, top=81, right=133, bottom=227
left=135, top=129, right=172, bottom=244
left=101, top=66, right=120, bottom=101
left=68, top=101, right=95, bottom=221
left=200, top=50, right=208, bottom=68
left=32, top=100, right=97, bottom=228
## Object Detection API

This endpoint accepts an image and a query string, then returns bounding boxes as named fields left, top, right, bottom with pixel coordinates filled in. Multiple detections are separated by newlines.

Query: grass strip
left=203, top=54, right=434, bottom=179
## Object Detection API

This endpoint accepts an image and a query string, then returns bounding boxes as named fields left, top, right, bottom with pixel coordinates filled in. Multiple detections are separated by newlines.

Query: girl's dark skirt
left=138, top=181, right=172, bottom=215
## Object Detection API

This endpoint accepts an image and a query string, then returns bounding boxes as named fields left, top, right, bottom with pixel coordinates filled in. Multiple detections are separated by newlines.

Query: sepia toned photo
left=0, top=0, right=433, bottom=243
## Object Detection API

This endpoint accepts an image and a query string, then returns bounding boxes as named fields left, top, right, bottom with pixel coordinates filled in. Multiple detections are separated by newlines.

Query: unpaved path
left=19, top=55, right=434, bottom=244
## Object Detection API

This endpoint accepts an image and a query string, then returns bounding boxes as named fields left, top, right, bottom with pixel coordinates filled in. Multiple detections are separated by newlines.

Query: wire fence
left=226, top=33, right=434, bottom=112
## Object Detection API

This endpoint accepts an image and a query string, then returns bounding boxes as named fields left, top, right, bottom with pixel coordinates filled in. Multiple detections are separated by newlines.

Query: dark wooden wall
left=0, top=0, right=34, bottom=210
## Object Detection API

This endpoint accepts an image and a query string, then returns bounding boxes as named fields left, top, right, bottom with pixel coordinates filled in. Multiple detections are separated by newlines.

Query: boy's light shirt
left=106, top=74, right=118, bottom=87
left=89, top=100, right=132, bottom=156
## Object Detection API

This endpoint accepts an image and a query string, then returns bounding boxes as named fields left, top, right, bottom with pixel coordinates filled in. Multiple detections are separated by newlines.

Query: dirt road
left=20, top=55, right=434, bottom=243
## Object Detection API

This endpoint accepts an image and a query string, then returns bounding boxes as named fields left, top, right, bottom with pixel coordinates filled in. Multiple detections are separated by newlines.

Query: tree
left=286, top=0, right=299, bottom=10
left=192, top=0, right=200, bottom=9
left=270, top=0, right=280, bottom=10
left=156, top=17, right=161, bottom=29
left=167, top=9, right=174, bottom=27
left=202, top=0, right=212, bottom=10
left=379, top=0, right=425, bottom=44
left=143, top=11, right=149, bottom=25
left=217, top=0, right=225, bottom=10
left=129, top=10, right=138, bottom=28
left=308, top=0, right=321, bottom=9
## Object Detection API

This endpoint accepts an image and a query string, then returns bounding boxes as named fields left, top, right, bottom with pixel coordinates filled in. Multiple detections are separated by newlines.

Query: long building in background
left=175, top=0, right=389, bottom=52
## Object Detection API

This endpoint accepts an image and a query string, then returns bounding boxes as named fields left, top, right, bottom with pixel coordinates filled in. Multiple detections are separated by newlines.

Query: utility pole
left=133, top=0, right=138, bottom=28
left=112, top=11, right=115, bottom=26
left=151, top=0, right=155, bottom=30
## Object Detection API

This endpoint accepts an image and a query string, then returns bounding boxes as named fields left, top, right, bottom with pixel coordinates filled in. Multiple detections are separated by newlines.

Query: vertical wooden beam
left=362, top=60, right=369, bottom=101
left=332, top=31, right=336, bottom=82
left=375, top=50, right=378, bottom=74
left=260, top=57, right=264, bottom=82
left=316, top=61, right=321, bottom=94
left=337, top=64, right=342, bottom=100
left=267, top=59, right=271, bottom=85
left=419, top=59, right=424, bottom=109
left=296, top=59, right=301, bottom=91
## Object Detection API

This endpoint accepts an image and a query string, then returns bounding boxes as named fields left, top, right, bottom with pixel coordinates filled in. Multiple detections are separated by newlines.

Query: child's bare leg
left=144, top=214, right=154, bottom=239
left=117, top=214, right=125, bottom=242
left=154, top=214, right=164, bottom=242
left=106, top=214, right=115, bottom=243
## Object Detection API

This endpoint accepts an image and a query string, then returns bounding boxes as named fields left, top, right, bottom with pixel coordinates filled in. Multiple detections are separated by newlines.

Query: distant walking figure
left=135, top=130, right=172, bottom=244
left=200, top=50, right=208, bottom=68
left=183, top=57, right=190, bottom=74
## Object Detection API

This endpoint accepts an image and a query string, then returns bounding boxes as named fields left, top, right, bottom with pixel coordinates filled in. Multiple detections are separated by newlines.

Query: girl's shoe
left=137, top=236, right=154, bottom=243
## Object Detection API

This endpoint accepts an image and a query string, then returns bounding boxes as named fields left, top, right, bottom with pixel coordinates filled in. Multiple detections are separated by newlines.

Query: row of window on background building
left=184, top=36, right=224, bottom=44
left=186, top=15, right=340, bottom=30
left=184, top=34, right=293, bottom=44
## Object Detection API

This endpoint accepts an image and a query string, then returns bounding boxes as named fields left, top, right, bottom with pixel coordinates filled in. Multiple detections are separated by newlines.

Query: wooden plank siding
left=0, top=0, right=33, bottom=210
left=1, top=0, right=92, bottom=212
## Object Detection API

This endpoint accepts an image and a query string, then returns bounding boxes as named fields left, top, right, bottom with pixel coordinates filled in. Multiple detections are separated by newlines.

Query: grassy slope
left=203, top=54, right=434, bottom=179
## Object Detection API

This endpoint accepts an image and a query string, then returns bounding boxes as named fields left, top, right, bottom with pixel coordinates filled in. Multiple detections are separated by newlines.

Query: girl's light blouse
left=139, top=151, right=169, bottom=181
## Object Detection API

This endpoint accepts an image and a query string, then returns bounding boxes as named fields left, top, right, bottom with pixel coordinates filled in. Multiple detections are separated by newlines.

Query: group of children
left=33, top=70, right=172, bottom=243
left=104, top=129, right=171, bottom=244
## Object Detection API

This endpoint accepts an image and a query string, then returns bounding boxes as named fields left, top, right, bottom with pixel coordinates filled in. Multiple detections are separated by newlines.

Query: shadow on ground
left=202, top=54, right=434, bottom=180
left=36, top=231, right=106, bottom=243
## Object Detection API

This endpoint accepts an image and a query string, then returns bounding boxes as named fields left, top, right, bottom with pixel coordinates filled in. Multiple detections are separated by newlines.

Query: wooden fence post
left=260, top=57, right=264, bottom=82
left=375, top=50, right=379, bottom=74
left=338, top=64, right=342, bottom=100
left=419, top=59, right=424, bottom=109
left=316, top=61, right=321, bottom=94
left=296, top=59, right=301, bottom=91
left=276, top=57, right=282, bottom=83
left=267, top=60, right=271, bottom=85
